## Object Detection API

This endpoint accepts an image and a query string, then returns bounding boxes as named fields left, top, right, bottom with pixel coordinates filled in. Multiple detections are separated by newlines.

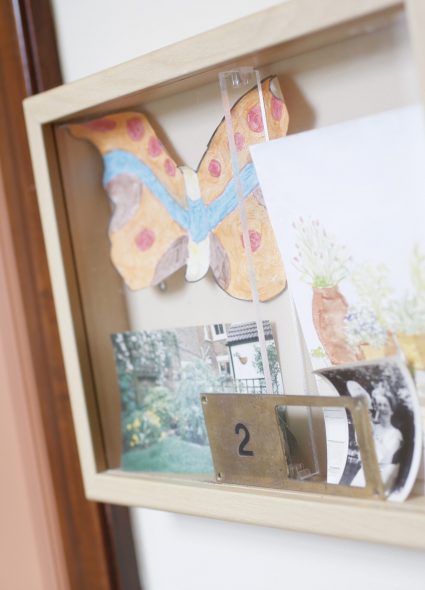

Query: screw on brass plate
left=201, top=396, right=208, bottom=404
left=157, top=281, right=167, bottom=292
left=216, top=472, right=223, bottom=482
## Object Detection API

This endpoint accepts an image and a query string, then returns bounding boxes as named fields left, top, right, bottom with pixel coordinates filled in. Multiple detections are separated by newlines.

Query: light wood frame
left=23, top=0, right=425, bottom=550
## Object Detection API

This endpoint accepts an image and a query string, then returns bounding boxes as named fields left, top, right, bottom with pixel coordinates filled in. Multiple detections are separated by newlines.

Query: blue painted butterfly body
left=103, top=149, right=259, bottom=243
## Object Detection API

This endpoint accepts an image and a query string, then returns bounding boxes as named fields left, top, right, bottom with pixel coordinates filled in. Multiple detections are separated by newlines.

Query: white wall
left=51, top=0, right=283, bottom=82
left=131, top=509, right=425, bottom=590
left=50, top=1, right=425, bottom=588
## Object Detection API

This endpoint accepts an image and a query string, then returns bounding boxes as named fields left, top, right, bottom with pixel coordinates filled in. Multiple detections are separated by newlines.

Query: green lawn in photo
left=122, top=435, right=214, bottom=473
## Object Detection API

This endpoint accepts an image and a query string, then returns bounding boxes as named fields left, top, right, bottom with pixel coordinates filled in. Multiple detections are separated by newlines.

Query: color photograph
left=112, top=321, right=283, bottom=472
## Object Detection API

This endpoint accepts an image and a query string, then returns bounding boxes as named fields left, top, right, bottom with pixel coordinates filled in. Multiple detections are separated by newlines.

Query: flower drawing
left=292, top=218, right=358, bottom=364
left=344, top=306, right=388, bottom=350
left=292, top=218, right=351, bottom=288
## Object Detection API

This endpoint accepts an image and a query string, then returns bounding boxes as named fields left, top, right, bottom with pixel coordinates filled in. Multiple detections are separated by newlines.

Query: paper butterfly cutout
left=69, top=76, right=289, bottom=301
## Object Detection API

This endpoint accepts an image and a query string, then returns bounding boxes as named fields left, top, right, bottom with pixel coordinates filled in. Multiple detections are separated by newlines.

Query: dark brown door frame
left=0, top=1, right=142, bottom=588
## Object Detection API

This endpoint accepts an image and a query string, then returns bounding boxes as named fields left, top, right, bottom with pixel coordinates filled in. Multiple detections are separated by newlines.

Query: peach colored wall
left=0, top=167, right=69, bottom=590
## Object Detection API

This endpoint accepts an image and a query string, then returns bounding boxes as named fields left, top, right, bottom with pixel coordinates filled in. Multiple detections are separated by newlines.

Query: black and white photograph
left=315, top=357, right=422, bottom=501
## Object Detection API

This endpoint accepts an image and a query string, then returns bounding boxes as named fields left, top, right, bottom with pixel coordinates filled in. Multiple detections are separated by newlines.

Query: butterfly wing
left=197, top=76, right=289, bottom=302
left=68, top=113, right=188, bottom=289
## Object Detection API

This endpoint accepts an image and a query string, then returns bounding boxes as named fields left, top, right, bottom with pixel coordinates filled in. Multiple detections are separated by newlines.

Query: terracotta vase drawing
left=312, top=286, right=358, bottom=364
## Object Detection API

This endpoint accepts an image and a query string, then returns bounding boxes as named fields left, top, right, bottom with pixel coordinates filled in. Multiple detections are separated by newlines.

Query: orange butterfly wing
left=68, top=113, right=188, bottom=289
left=197, top=76, right=288, bottom=301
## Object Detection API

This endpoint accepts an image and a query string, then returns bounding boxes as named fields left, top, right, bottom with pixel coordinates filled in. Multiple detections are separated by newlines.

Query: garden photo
left=111, top=321, right=283, bottom=473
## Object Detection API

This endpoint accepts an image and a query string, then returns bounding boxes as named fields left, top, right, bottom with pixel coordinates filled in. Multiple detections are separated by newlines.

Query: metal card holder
left=202, top=393, right=385, bottom=499
left=201, top=394, right=287, bottom=488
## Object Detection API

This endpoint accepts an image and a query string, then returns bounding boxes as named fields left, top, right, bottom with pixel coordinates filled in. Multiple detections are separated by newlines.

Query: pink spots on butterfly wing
left=84, top=118, right=116, bottom=132
left=135, top=228, right=156, bottom=251
left=271, top=95, right=284, bottom=121
left=234, top=132, right=245, bottom=151
left=208, top=159, right=221, bottom=177
left=247, top=105, right=264, bottom=133
left=240, top=230, right=262, bottom=253
left=126, top=117, right=145, bottom=141
left=148, top=137, right=163, bottom=157
left=164, top=158, right=176, bottom=177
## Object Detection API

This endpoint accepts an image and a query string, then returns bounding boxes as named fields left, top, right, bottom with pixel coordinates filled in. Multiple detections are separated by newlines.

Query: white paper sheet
left=251, top=105, right=425, bottom=498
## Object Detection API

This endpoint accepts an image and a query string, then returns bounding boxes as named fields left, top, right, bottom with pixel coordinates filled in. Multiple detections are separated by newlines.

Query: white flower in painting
left=292, top=217, right=351, bottom=288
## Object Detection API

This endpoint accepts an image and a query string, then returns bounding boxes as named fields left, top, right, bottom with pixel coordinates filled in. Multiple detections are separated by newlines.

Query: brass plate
left=201, top=394, right=287, bottom=488
left=202, top=394, right=385, bottom=499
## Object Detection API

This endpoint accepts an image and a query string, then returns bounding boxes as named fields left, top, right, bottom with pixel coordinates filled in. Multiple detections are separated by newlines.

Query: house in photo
left=226, top=321, right=283, bottom=394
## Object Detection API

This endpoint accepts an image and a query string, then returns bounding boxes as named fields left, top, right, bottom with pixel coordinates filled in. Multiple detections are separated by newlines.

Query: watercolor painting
left=68, top=77, right=289, bottom=302
left=251, top=105, right=425, bottom=393
left=251, top=105, right=425, bottom=495
left=291, top=217, right=358, bottom=365
left=315, top=357, right=421, bottom=501
left=291, top=217, right=405, bottom=366
left=112, top=321, right=283, bottom=473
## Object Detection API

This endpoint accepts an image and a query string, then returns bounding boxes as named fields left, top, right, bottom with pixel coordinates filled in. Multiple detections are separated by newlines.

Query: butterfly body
left=181, top=165, right=210, bottom=282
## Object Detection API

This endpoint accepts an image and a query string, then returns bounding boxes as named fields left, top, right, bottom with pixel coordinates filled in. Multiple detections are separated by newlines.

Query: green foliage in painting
left=385, top=294, right=425, bottom=335
left=411, top=244, right=425, bottom=296
left=350, top=263, right=392, bottom=327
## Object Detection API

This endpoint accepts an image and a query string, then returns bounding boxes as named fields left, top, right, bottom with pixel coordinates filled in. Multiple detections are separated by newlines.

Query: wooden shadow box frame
left=24, top=0, right=425, bottom=550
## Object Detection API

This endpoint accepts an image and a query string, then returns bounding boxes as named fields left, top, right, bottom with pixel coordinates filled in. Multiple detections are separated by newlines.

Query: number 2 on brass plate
left=235, top=423, right=254, bottom=457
